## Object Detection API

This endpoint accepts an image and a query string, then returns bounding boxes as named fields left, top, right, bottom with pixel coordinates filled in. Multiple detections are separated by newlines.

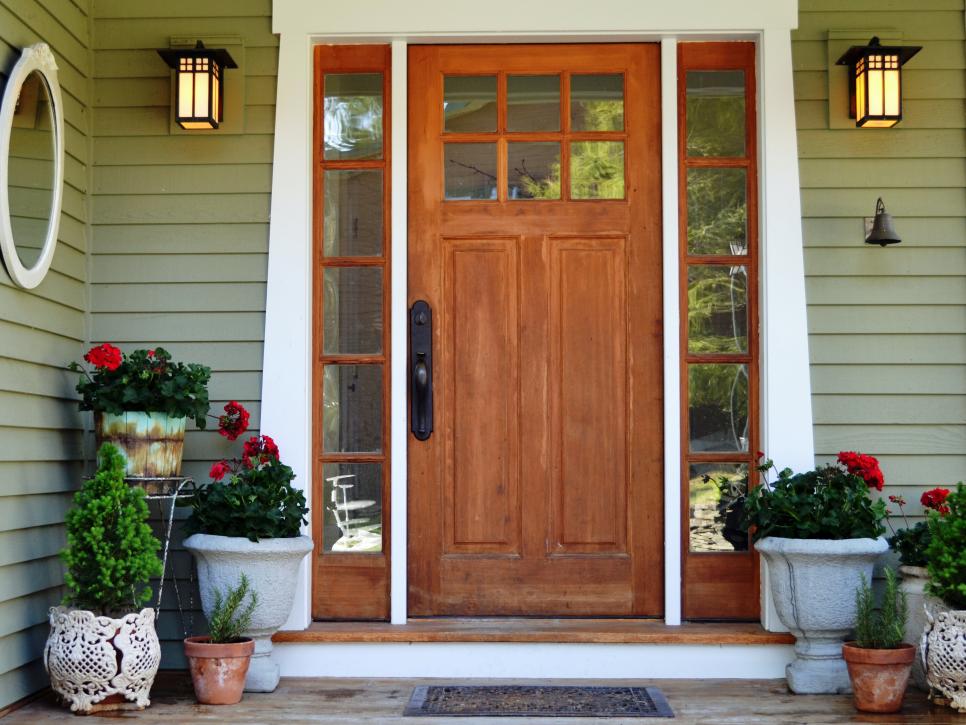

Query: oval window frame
left=0, top=43, right=65, bottom=289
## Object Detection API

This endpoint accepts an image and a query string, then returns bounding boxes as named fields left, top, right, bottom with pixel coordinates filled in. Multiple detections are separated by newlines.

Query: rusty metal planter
left=95, top=411, right=186, bottom=477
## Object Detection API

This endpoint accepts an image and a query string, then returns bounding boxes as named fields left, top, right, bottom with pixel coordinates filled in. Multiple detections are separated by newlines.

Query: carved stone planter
left=756, top=536, right=888, bottom=694
left=44, top=606, right=161, bottom=714
left=95, top=411, right=186, bottom=477
left=923, top=606, right=966, bottom=711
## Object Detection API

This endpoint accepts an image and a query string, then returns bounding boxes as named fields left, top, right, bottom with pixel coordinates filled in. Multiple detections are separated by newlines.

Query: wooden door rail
left=273, top=618, right=794, bottom=645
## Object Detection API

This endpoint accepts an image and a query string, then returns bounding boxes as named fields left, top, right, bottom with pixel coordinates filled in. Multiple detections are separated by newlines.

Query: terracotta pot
left=842, top=642, right=915, bottom=713
left=184, top=636, right=255, bottom=705
left=95, top=411, right=186, bottom=477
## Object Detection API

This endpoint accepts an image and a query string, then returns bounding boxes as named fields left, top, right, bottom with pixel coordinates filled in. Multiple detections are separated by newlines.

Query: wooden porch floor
left=5, top=674, right=964, bottom=724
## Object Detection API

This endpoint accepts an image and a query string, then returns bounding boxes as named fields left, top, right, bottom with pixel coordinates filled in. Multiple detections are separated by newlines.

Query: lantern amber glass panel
left=158, top=43, right=237, bottom=130
left=836, top=37, right=921, bottom=129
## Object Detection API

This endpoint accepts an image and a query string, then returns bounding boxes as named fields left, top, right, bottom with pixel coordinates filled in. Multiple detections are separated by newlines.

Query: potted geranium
left=843, top=568, right=914, bottom=713
left=922, top=482, right=966, bottom=711
left=182, top=435, right=311, bottom=693
left=184, top=575, right=257, bottom=705
left=736, top=451, right=888, bottom=694
left=886, top=487, right=951, bottom=688
left=45, top=444, right=162, bottom=714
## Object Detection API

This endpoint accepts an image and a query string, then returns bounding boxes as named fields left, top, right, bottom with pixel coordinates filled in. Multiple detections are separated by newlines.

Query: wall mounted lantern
left=836, top=37, right=920, bottom=128
left=865, top=198, right=901, bottom=246
left=157, top=42, right=237, bottom=130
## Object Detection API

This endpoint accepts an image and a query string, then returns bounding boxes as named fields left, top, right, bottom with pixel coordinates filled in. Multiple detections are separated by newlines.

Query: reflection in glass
left=686, top=71, right=745, bottom=157
left=571, top=74, right=624, bottom=131
left=323, top=73, right=383, bottom=160
left=7, top=71, right=54, bottom=268
left=570, top=141, right=624, bottom=199
left=507, top=75, right=560, bottom=132
left=323, top=365, right=383, bottom=453
left=508, top=143, right=560, bottom=199
left=323, top=169, right=383, bottom=257
left=444, top=76, right=497, bottom=133
left=688, top=265, right=748, bottom=353
left=323, top=267, right=383, bottom=355
left=687, top=167, right=747, bottom=255
left=322, top=462, right=383, bottom=552
left=444, top=143, right=497, bottom=200
left=689, top=462, right=750, bottom=552
left=688, top=363, right=748, bottom=452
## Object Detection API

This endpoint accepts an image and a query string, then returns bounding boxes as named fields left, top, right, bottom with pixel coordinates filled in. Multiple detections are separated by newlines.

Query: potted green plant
left=843, top=568, right=914, bottom=713
left=734, top=451, right=888, bottom=694
left=922, top=482, right=966, bottom=711
left=182, top=435, right=311, bottom=693
left=44, top=444, right=163, bottom=714
left=184, top=575, right=258, bottom=705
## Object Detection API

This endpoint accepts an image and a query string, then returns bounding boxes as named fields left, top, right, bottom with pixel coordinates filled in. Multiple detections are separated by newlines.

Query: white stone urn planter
left=184, top=533, right=313, bottom=692
left=44, top=606, right=161, bottom=714
left=899, top=564, right=936, bottom=690
left=922, top=605, right=966, bottom=711
left=756, top=536, right=888, bottom=694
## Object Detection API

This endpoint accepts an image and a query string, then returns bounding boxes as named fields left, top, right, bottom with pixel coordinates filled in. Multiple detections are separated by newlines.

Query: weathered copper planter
left=843, top=642, right=915, bottom=713
left=95, top=411, right=186, bottom=477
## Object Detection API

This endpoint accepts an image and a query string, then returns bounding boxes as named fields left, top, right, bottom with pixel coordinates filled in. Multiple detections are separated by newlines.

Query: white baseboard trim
left=275, top=642, right=795, bottom=679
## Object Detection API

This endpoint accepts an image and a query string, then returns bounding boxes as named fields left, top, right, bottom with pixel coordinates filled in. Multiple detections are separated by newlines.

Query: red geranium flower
left=218, top=401, right=250, bottom=441
left=837, top=451, right=885, bottom=491
left=83, top=343, right=123, bottom=371
left=921, top=487, right=951, bottom=515
left=242, top=434, right=280, bottom=468
left=209, top=460, right=231, bottom=481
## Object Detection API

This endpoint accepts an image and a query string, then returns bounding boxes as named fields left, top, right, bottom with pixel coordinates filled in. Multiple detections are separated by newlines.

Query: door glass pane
left=507, top=75, right=560, bottom=132
left=688, top=265, right=748, bottom=353
left=323, top=170, right=382, bottom=257
left=508, top=142, right=560, bottom=200
left=323, top=267, right=383, bottom=354
left=444, top=76, right=497, bottom=133
left=323, top=364, right=383, bottom=453
left=570, top=141, right=624, bottom=199
left=689, top=462, right=750, bottom=552
left=688, top=363, right=749, bottom=452
left=686, top=70, right=745, bottom=158
left=444, top=143, right=497, bottom=200
left=686, top=168, right=747, bottom=255
left=570, top=74, right=624, bottom=131
left=323, top=73, right=383, bottom=160
left=322, top=462, right=383, bottom=553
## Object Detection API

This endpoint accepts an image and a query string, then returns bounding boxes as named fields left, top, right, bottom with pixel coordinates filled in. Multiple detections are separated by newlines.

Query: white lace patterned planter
left=44, top=606, right=161, bottom=714
left=923, top=606, right=966, bottom=711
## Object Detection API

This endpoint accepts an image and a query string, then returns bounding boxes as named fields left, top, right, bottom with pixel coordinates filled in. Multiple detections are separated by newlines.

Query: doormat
left=403, top=685, right=674, bottom=718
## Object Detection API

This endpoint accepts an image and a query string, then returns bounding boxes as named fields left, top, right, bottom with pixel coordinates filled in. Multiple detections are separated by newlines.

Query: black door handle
left=410, top=300, right=433, bottom=440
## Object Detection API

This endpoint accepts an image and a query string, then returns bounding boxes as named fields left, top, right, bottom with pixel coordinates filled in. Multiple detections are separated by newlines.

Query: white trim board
left=276, top=642, right=796, bottom=679
left=262, top=0, right=813, bottom=634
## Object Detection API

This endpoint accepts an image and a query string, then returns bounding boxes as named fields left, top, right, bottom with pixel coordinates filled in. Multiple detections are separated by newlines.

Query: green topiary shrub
left=854, top=568, right=906, bottom=649
left=61, top=443, right=163, bottom=615
left=926, top=482, right=966, bottom=608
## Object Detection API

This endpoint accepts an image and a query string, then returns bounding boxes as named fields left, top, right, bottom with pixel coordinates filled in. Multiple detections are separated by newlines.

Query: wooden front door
left=408, top=44, right=663, bottom=616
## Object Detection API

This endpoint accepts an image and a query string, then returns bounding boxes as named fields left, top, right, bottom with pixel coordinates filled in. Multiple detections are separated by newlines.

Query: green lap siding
left=794, top=0, right=966, bottom=508
left=0, top=0, right=91, bottom=709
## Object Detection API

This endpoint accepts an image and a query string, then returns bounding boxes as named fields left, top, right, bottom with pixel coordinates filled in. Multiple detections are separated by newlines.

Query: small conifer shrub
left=206, top=575, right=258, bottom=643
left=854, top=568, right=907, bottom=649
left=61, top=443, right=162, bottom=615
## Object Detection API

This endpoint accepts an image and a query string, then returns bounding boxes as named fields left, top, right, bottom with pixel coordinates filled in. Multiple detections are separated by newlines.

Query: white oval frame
left=0, top=43, right=65, bottom=289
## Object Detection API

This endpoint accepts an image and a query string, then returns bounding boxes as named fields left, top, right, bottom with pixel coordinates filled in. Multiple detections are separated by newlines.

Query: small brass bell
left=866, top=198, right=901, bottom=246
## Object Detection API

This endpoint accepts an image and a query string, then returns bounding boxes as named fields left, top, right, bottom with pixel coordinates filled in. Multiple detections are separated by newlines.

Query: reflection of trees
left=687, top=168, right=746, bottom=254
left=324, top=90, right=382, bottom=157
left=689, top=363, right=748, bottom=452
left=686, top=92, right=744, bottom=157
left=688, top=266, right=747, bottom=354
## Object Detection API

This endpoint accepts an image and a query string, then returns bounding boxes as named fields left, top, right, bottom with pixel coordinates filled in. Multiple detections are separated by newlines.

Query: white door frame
left=261, top=0, right=814, bottom=632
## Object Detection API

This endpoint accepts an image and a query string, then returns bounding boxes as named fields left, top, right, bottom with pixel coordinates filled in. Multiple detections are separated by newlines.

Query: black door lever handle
left=410, top=301, right=433, bottom=440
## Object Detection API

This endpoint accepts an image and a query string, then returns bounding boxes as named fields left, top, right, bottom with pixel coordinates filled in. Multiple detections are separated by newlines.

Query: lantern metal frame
left=836, top=36, right=920, bottom=128
left=157, top=41, right=237, bottom=130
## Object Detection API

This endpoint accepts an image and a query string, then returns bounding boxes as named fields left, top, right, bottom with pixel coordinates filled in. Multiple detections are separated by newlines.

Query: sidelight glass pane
left=323, top=364, right=383, bottom=453
left=507, top=74, right=560, bottom=132
left=444, top=76, right=497, bottom=133
left=323, top=73, right=383, bottom=160
left=686, top=70, right=745, bottom=158
left=687, top=265, right=748, bottom=354
left=570, top=141, right=624, bottom=199
left=444, top=143, right=498, bottom=200
left=688, top=462, right=750, bottom=552
left=686, top=167, right=747, bottom=255
left=688, top=363, right=749, bottom=452
left=508, top=142, right=560, bottom=200
left=570, top=74, right=624, bottom=131
left=323, top=169, right=383, bottom=257
left=322, top=462, right=383, bottom=553
left=323, top=267, right=383, bottom=355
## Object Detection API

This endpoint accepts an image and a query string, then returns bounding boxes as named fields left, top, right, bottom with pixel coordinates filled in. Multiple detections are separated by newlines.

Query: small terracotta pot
left=842, top=642, right=916, bottom=713
left=184, top=636, right=255, bottom=705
